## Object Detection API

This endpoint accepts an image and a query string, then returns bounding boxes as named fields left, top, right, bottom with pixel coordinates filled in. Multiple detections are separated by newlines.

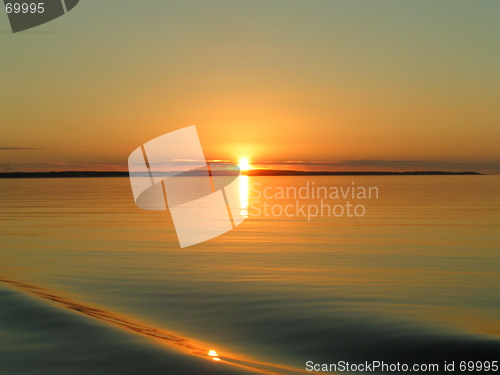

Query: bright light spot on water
left=239, top=175, right=249, bottom=217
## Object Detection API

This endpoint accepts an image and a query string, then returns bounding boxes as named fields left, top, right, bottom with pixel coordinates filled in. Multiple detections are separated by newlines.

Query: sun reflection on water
left=208, top=350, right=220, bottom=361
left=239, top=175, right=249, bottom=217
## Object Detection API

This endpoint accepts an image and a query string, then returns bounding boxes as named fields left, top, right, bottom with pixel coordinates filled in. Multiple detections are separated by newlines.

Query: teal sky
left=1, top=0, right=499, bottom=173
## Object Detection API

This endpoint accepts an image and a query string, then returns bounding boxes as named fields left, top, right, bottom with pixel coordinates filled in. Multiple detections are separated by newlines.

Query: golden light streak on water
left=239, top=175, right=249, bottom=217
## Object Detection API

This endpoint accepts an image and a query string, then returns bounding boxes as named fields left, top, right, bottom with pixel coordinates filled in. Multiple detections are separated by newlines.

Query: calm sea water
left=0, top=176, right=499, bottom=374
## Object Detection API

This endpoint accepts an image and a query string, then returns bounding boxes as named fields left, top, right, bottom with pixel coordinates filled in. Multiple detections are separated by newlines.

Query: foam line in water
left=0, top=277, right=312, bottom=375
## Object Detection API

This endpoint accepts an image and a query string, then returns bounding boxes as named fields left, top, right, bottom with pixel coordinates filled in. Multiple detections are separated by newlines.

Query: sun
left=238, top=158, right=251, bottom=171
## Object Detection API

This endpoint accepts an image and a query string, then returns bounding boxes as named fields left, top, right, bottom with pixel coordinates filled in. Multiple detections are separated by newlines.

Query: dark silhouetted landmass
left=0, top=170, right=483, bottom=178
left=244, top=170, right=483, bottom=176
left=0, top=171, right=131, bottom=178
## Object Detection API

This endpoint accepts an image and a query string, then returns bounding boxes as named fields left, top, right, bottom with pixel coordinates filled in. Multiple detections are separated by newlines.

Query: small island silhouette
left=0, top=170, right=483, bottom=178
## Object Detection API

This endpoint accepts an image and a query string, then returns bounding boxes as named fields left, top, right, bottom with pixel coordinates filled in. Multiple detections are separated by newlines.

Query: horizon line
left=0, top=170, right=484, bottom=178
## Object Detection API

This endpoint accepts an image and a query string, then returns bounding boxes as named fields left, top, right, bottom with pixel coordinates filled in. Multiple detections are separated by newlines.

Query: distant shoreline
left=0, top=170, right=483, bottom=178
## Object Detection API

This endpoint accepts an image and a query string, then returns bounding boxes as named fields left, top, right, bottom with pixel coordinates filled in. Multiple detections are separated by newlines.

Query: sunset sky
left=1, top=1, right=499, bottom=173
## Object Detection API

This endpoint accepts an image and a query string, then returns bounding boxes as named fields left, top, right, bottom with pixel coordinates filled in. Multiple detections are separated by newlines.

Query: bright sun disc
left=238, top=158, right=251, bottom=171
